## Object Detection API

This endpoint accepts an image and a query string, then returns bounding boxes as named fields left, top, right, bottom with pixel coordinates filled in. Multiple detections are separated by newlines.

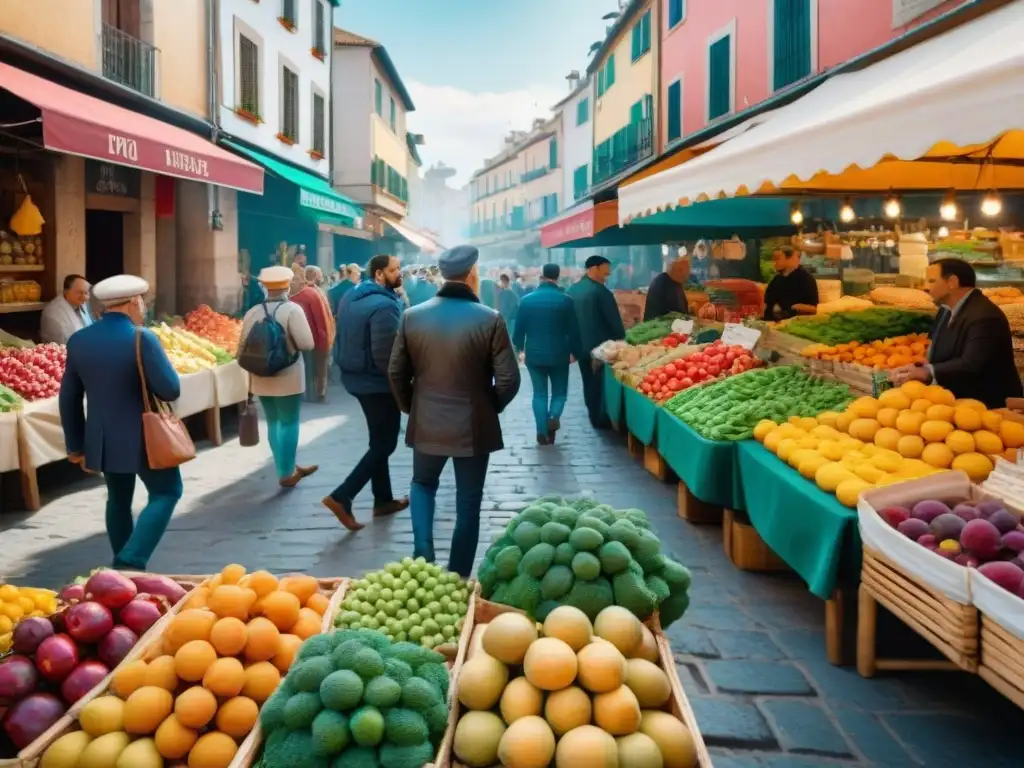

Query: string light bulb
left=981, top=190, right=1003, bottom=217
left=938, top=226, right=950, bottom=238
left=790, top=204, right=804, bottom=226
left=939, top=190, right=958, bottom=222
left=884, top=193, right=902, bottom=220
left=839, top=198, right=855, bottom=223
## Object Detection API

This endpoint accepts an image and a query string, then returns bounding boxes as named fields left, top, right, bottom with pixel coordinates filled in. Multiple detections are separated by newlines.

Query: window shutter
left=642, top=12, right=651, bottom=54
left=668, top=0, right=685, bottom=27
left=708, top=36, right=731, bottom=120
left=667, top=81, right=681, bottom=142
left=631, top=23, right=640, bottom=60
left=629, top=100, right=642, bottom=126
left=374, top=80, right=382, bottom=115
left=549, top=138, right=558, bottom=169
left=314, top=1, right=324, bottom=50
left=607, top=55, right=615, bottom=87
left=774, top=0, right=812, bottom=91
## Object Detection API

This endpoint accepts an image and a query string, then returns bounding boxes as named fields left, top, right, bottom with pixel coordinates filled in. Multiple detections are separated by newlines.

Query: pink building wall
left=660, top=0, right=966, bottom=143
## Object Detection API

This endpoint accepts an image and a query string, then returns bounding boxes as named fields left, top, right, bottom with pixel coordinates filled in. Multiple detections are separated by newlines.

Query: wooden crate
left=627, top=431, right=644, bottom=460
left=644, top=442, right=675, bottom=483
left=723, top=509, right=790, bottom=572
left=979, top=617, right=1024, bottom=710
left=677, top=481, right=723, bottom=524
left=430, top=595, right=713, bottom=768
left=856, top=546, right=978, bottom=678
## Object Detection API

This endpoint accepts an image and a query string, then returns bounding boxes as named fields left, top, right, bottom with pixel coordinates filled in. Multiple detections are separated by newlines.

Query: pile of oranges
left=801, top=333, right=930, bottom=369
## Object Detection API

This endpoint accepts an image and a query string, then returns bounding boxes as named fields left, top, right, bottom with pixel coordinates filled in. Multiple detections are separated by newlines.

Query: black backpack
left=237, top=302, right=299, bottom=377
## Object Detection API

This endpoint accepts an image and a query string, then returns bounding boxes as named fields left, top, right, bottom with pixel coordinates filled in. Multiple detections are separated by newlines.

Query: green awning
left=222, top=139, right=363, bottom=225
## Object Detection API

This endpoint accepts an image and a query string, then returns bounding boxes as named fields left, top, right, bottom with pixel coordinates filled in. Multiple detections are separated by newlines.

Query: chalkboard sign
left=85, top=160, right=140, bottom=198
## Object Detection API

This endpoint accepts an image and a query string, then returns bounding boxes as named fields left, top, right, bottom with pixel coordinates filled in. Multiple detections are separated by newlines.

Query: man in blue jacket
left=497, top=273, right=520, bottom=337
left=323, top=254, right=408, bottom=531
left=513, top=263, right=583, bottom=445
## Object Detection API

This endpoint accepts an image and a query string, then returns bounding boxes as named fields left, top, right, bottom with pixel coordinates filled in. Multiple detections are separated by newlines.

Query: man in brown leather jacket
left=388, top=245, right=521, bottom=577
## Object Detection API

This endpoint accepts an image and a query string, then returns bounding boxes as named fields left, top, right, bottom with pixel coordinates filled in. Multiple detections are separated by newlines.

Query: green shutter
left=774, top=0, right=812, bottom=91
left=577, top=97, right=589, bottom=125
left=668, top=0, right=685, bottom=27
left=374, top=80, right=382, bottom=115
left=607, top=54, right=616, bottom=87
left=667, top=81, right=681, bottom=142
left=630, top=100, right=643, bottom=125
left=631, top=21, right=640, bottom=60
left=642, top=12, right=651, bottom=55
left=597, top=69, right=605, bottom=98
left=549, top=138, right=558, bottom=169
left=708, top=35, right=731, bottom=120
left=573, top=164, right=588, bottom=199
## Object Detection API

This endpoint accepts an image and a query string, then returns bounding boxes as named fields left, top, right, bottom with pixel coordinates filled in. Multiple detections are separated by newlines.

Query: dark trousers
left=578, top=360, right=609, bottom=428
left=410, top=451, right=490, bottom=578
left=330, top=392, right=401, bottom=504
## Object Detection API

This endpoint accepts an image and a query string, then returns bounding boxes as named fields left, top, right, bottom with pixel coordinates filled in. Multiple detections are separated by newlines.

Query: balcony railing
left=520, top=166, right=550, bottom=184
left=101, top=23, right=158, bottom=98
left=592, top=117, right=654, bottom=188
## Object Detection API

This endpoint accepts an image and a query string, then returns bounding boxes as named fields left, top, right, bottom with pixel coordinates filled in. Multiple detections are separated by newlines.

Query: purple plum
left=988, top=509, right=1020, bottom=535
left=898, top=518, right=931, bottom=541
left=880, top=506, right=911, bottom=528
left=978, top=561, right=1024, bottom=594
left=931, top=513, right=967, bottom=542
left=1003, top=531, right=1024, bottom=553
left=917, top=534, right=938, bottom=548
left=976, top=499, right=1007, bottom=518
left=911, top=500, right=951, bottom=524
left=961, top=518, right=1003, bottom=560
left=954, top=553, right=980, bottom=568
left=953, top=503, right=981, bottom=523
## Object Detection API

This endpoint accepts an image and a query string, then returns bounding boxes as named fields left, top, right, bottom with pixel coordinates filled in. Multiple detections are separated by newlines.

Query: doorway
left=85, top=209, right=125, bottom=285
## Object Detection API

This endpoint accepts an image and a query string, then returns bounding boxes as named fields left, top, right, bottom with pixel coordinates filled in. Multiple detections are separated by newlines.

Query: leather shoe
left=322, top=496, right=365, bottom=531
left=373, top=497, right=410, bottom=517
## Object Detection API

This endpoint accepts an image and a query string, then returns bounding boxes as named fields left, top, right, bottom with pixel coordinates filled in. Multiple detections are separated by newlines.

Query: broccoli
left=259, top=686, right=290, bottom=731
left=414, top=662, right=450, bottom=698
left=660, top=559, right=693, bottom=591
left=332, top=746, right=381, bottom=768
left=381, top=641, right=445, bottom=668
left=536, top=600, right=561, bottom=621
left=612, top=570, right=658, bottom=619
left=421, top=701, right=448, bottom=738
left=494, top=546, right=524, bottom=580
left=518, top=542, right=555, bottom=578
left=490, top=579, right=514, bottom=605
left=383, top=658, right=413, bottom=686
left=598, top=541, right=632, bottom=575
left=297, top=634, right=335, bottom=661
left=637, top=552, right=666, bottom=575
left=645, top=574, right=671, bottom=603
left=478, top=558, right=499, bottom=596
left=511, top=521, right=543, bottom=550
left=263, top=729, right=330, bottom=768
left=378, top=742, right=435, bottom=768
left=563, top=577, right=614, bottom=620
left=633, top=529, right=662, bottom=560
left=608, top=519, right=642, bottom=550
left=540, top=565, right=574, bottom=600
left=539, top=521, right=572, bottom=547
left=505, top=572, right=543, bottom=616
left=658, top=589, right=691, bottom=628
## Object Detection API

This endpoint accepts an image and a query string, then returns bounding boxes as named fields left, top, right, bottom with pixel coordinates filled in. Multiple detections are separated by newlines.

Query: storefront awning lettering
left=618, top=0, right=1024, bottom=224
left=222, top=139, right=363, bottom=226
left=540, top=201, right=619, bottom=249
left=382, top=217, right=443, bottom=254
left=0, top=62, right=263, bottom=194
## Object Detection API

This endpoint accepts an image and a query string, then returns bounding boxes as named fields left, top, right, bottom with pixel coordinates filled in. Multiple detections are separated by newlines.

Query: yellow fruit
left=763, top=430, right=784, bottom=453
left=953, top=406, right=983, bottom=432
left=545, top=685, right=592, bottom=736
left=951, top=452, right=994, bottom=482
left=41, top=730, right=93, bottom=768
left=593, top=684, right=642, bottom=736
left=306, top=592, right=330, bottom=616
left=974, top=430, right=1004, bottom=456
left=290, top=607, right=323, bottom=639
left=1004, top=447, right=1020, bottom=462
left=543, top=606, right=593, bottom=651
left=144, top=655, right=179, bottom=691
left=946, top=430, right=976, bottom=455
left=111, top=659, right=149, bottom=699
left=115, top=737, right=162, bottom=768
left=625, top=658, right=671, bottom=708
left=873, top=427, right=902, bottom=451
left=77, top=732, right=131, bottom=768
left=955, top=398, right=987, bottom=412
left=124, top=686, right=174, bottom=734
left=849, top=396, right=881, bottom=419
left=897, top=434, right=925, bottom=459
left=876, top=408, right=899, bottom=428
left=632, top=624, right=659, bottom=662
left=593, top=606, right=643, bottom=656
left=454, top=711, right=506, bottom=767
left=0, top=602, right=24, bottom=621
left=902, top=458, right=937, bottom=477
left=776, top=438, right=801, bottom=462
left=176, top=685, right=218, bottom=729
left=279, top=575, right=320, bottom=605
left=860, top=443, right=879, bottom=457
left=852, top=463, right=886, bottom=484
left=203, top=656, right=246, bottom=698
left=458, top=653, right=509, bottom=710
left=187, top=731, right=237, bottom=768
left=639, top=710, right=699, bottom=768
left=155, top=714, right=198, bottom=760
left=482, top=612, right=538, bottom=664
left=208, top=585, right=256, bottom=621
left=500, top=677, right=544, bottom=724
left=895, top=410, right=926, bottom=436
left=836, top=478, right=873, bottom=508
left=165, top=609, right=218, bottom=653
left=817, top=411, right=841, bottom=427
left=878, top=389, right=912, bottom=410
left=0, top=615, right=11, bottom=635
left=497, top=715, right=556, bottom=768
left=183, top=587, right=210, bottom=610
left=835, top=412, right=855, bottom=433
left=244, top=616, right=282, bottom=663
left=874, top=473, right=905, bottom=488
left=798, top=453, right=830, bottom=480
left=241, top=661, right=281, bottom=703
left=576, top=638, right=627, bottom=693
left=870, top=451, right=904, bottom=473
left=811, top=425, right=841, bottom=441
left=982, top=411, right=1004, bottom=432
left=617, top=732, right=665, bottom=768
left=220, top=564, right=246, bottom=585
left=554, top=725, right=618, bottom=768
left=523, top=637, right=577, bottom=691
left=816, top=440, right=845, bottom=462
left=925, top=404, right=955, bottom=422
left=815, top=463, right=856, bottom=493
left=910, top=398, right=933, bottom=414
left=924, top=384, right=956, bottom=405
left=920, top=420, right=955, bottom=443
left=245, top=570, right=279, bottom=597
left=849, top=418, right=881, bottom=442
left=900, top=380, right=928, bottom=399
left=79, top=695, right=126, bottom=737
left=215, top=696, right=259, bottom=739
left=1001, top=420, right=1024, bottom=449
left=753, top=420, right=777, bottom=442
left=259, top=590, right=302, bottom=631
left=273, top=633, right=303, bottom=673
left=207, top=616, right=247, bottom=657
left=175, top=640, right=218, bottom=682
left=795, top=417, right=819, bottom=432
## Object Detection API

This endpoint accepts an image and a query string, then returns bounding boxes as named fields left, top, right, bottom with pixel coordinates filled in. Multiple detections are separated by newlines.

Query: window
left=708, top=31, right=732, bottom=120
left=238, top=35, right=259, bottom=116
left=773, top=0, right=812, bottom=91
left=576, top=96, right=589, bottom=126
left=549, top=138, right=558, bottom=169
left=597, top=55, right=615, bottom=98
left=573, top=164, right=588, bottom=200
left=374, top=79, right=383, bottom=116
left=668, top=0, right=686, bottom=28
left=389, top=96, right=396, bottom=132
left=630, top=100, right=643, bottom=125
left=281, top=0, right=296, bottom=25
left=281, top=66, right=299, bottom=140
left=631, top=10, right=651, bottom=61
left=312, top=91, right=325, bottom=154
left=312, top=0, right=325, bottom=52
left=667, top=80, right=682, bottom=142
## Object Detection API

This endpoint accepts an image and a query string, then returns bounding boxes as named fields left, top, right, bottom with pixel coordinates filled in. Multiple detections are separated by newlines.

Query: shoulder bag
left=136, top=330, right=196, bottom=469
left=238, top=393, right=260, bottom=447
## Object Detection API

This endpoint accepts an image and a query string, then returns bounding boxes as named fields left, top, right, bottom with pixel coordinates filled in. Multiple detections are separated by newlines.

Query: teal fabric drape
left=623, top=385, right=658, bottom=446
left=656, top=411, right=745, bottom=510
left=602, top=365, right=624, bottom=425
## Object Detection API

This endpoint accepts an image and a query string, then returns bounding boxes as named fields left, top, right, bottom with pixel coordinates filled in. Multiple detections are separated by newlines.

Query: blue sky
left=335, top=0, right=618, bottom=185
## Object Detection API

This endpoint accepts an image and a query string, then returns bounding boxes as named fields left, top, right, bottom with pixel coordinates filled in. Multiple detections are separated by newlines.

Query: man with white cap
left=59, top=274, right=184, bottom=571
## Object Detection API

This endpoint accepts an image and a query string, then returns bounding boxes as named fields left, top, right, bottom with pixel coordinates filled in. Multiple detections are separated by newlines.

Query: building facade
left=552, top=72, right=595, bottom=210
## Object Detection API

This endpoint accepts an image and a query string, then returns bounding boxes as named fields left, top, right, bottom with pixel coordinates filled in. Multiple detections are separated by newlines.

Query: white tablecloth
left=173, top=369, right=216, bottom=418
left=213, top=361, right=248, bottom=407
left=0, top=411, right=19, bottom=472
left=18, top=396, right=67, bottom=469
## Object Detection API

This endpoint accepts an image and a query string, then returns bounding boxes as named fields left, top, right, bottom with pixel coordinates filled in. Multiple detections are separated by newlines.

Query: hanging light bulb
left=938, top=226, right=950, bottom=238
left=884, top=193, right=902, bottom=220
left=839, top=198, right=855, bottom=223
left=981, top=190, right=1003, bottom=217
left=790, top=204, right=804, bottom=226
left=939, top=189, right=958, bottom=222
left=661, top=244, right=670, bottom=257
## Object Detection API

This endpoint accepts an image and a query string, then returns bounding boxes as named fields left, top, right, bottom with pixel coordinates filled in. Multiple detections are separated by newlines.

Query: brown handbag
left=238, top=394, right=260, bottom=447
left=136, top=330, right=196, bottom=469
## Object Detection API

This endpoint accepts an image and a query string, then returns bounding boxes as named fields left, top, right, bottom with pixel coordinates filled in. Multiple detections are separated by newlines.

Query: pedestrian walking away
left=497, top=272, right=520, bottom=337
left=513, top=263, right=583, bottom=445
left=291, top=265, right=335, bottom=402
left=239, top=265, right=318, bottom=488
left=325, top=254, right=409, bottom=531
left=59, top=274, right=183, bottom=571
left=567, top=254, right=626, bottom=429
left=388, top=244, right=521, bottom=577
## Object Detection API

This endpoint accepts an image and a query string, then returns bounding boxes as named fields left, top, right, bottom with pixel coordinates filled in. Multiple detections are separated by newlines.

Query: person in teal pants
left=512, top=263, right=584, bottom=444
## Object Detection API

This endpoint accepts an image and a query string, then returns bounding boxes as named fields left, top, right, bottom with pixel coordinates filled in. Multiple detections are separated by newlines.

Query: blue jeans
left=259, top=394, right=302, bottom=478
left=105, top=466, right=183, bottom=570
left=410, top=451, right=490, bottom=578
left=527, top=364, right=569, bottom=436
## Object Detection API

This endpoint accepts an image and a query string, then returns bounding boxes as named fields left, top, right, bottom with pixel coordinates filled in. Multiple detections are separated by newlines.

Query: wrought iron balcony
left=101, top=23, right=158, bottom=98
left=592, top=117, right=654, bottom=188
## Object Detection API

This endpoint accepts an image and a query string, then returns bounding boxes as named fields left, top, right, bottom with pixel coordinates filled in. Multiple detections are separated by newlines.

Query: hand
left=906, top=364, right=932, bottom=384
left=68, top=453, right=97, bottom=475
left=569, top=355, right=576, bottom=364
left=518, top=351, right=525, bottom=364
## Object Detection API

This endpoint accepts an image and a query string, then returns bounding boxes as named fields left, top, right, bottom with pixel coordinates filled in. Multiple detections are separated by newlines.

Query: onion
left=85, top=569, right=137, bottom=610
left=97, top=626, right=138, bottom=669
left=119, top=597, right=164, bottom=636
left=11, top=616, right=55, bottom=655
left=64, top=601, right=114, bottom=644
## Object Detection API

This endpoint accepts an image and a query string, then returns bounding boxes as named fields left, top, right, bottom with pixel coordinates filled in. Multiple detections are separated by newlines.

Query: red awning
left=540, top=200, right=619, bottom=248
left=0, top=62, right=264, bottom=194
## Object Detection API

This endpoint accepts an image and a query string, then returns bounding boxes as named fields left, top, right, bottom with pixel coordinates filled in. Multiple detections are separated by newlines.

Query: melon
left=630, top=624, right=659, bottom=662
left=523, top=638, right=577, bottom=691
left=816, top=439, right=845, bottom=462
left=921, top=442, right=955, bottom=469
left=457, top=654, right=509, bottom=710
left=973, top=430, right=1004, bottom=456
left=817, top=411, right=840, bottom=427
left=500, top=677, right=544, bottom=724
left=639, top=710, right=699, bottom=768
left=616, top=732, right=664, bottom=768
left=753, top=420, right=776, bottom=441
left=453, top=711, right=506, bottom=768
left=815, top=462, right=856, bottom=493
left=593, top=606, right=643, bottom=656
left=576, top=640, right=627, bottom=693
left=554, top=724, right=618, bottom=768
left=593, top=685, right=641, bottom=735
left=625, top=659, right=671, bottom=708
left=877, top=389, right=910, bottom=410
left=482, top=612, right=538, bottom=664
left=543, top=606, right=593, bottom=651
left=954, top=397, right=987, bottom=412
left=776, top=438, right=801, bottom=462
left=896, top=434, right=925, bottom=459
left=876, top=407, right=899, bottom=428
left=545, top=685, right=592, bottom=736
left=497, top=715, right=555, bottom=768
left=848, top=418, right=881, bottom=442
left=924, top=384, right=955, bottom=406
left=849, top=396, right=881, bottom=418
left=1001, top=420, right=1024, bottom=449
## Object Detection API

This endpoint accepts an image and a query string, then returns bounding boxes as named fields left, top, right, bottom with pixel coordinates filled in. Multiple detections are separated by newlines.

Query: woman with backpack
left=239, top=265, right=318, bottom=487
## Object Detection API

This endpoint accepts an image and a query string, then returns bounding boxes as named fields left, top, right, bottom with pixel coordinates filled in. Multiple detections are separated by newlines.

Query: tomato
left=685, top=366, right=698, bottom=379
left=658, top=372, right=668, bottom=383
left=664, top=363, right=677, bottom=377
left=667, top=378, right=680, bottom=390
left=680, top=377, right=693, bottom=388
left=707, top=364, right=721, bottom=376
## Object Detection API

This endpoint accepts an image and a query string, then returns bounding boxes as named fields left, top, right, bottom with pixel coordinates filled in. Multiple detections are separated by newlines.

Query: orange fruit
left=144, top=655, right=180, bottom=692
left=175, top=640, right=218, bottom=683
left=306, top=592, right=330, bottom=616
left=241, top=661, right=281, bottom=703
left=272, top=634, right=303, bottom=673
left=220, top=564, right=246, bottom=585
left=188, top=731, right=237, bottom=768
left=210, top=617, right=248, bottom=657
left=215, top=696, right=260, bottom=739
left=183, top=587, right=210, bottom=610
left=205, top=575, right=224, bottom=591
left=244, top=617, right=281, bottom=663
left=165, top=609, right=217, bottom=653
left=246, top=570, right=279, bottom=597
left=280, top=575, right=319, bottom=605
left=208, top=585, right=257, bottom=621
left=111, top=659, right=149, bottom=698
left=260, top=590, right=301, bottom=631
left=203, top=657, right=246, bottom=698
left=123, top=686, right=174, bottom=734
left=175, top=685, right=218, bottom=729
left=155, top=714, right=198, bottom=760
left=290, top=607, right=322, bottom=639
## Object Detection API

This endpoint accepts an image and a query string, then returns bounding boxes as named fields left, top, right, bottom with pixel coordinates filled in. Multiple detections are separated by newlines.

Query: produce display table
left=656, top=410, right=744, bottom=511
left=602, top=363, right=624, bottom=428
left=15, top=396, right=66, bottom=511
left=213, top=360, right=249, bottom=408
left=623, top=385, right=658, bottom=446
left=0, top=411, right=18, bottom=473
left=174, top=369, right=217, bottom=419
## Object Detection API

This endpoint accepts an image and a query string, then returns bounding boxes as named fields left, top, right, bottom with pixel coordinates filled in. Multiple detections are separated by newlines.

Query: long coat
left=512, top=282, right=584, bottom=368
left=567, top=275, right=626, bottom=355
left=59, top=312, right=181, bottom=474
left=388, top=281, right=521, bottom=457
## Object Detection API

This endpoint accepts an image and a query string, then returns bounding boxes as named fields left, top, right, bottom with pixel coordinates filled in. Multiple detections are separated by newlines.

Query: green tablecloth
left=603, top=364, right=624, bottom=426
left=736, top=442, right=862, bottom=600
left=623, top=386, right=658, bottom=446
left=656, top=411, right=745, bottom=510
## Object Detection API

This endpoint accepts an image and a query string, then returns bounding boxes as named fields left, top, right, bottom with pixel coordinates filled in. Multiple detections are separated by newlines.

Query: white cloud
left=406, top=80, right=565, bottom=188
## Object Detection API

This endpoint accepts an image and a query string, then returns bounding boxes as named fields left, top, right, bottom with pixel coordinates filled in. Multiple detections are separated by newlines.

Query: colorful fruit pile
left=781, top=307, right=933, bottom=345
left=800, top=333, right=930, bottom=369
left=36, top=565, right=335, bottom=768
left=665, top=366, right=855, bottom=441
left=150, top=323, right=230, bottom=374
left=333, top=558, right=469, bottom=650
left=257, top=629, right=450, bottom=767
left=0, top=582, right=58, bottom=652
left=1, top=571, right=180, bottom=755
left=625, top=313, right=687, bottom=346
left=0, top=343, right=65, bottom=400
left=637, top=340, right=760, bottom=402
left=184, top=305, right=242, bottom=356
left=453, top=605, right=698, bottom=768
left=479, top=497, right=692, bottom=628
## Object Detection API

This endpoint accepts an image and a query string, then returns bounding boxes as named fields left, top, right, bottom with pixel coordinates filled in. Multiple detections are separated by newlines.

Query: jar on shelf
left=0, top=281, right=14, bottom=304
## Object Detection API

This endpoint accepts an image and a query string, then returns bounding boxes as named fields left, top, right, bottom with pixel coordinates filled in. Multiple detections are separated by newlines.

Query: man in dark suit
left=388, top=245, right=521, bottom=577
left=890, top=259, right=1022, bottom=408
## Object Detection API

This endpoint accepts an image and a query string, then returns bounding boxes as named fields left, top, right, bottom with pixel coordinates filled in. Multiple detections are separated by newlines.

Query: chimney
left=532, top=118, right=546, bottom=131
left=567, top=70, right=580, bottom=91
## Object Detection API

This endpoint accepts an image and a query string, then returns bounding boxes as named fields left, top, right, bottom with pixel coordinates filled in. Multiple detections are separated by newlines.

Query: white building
left=552, top=70, right=594, bottom=210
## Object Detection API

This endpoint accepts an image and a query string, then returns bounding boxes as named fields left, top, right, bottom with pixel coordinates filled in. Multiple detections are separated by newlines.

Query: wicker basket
left=979, top=618, right=1024, bottom=710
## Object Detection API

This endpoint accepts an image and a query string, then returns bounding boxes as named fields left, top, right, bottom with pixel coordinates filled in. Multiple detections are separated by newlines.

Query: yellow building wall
left=373, top=116, right=409, bottom=176
left=152, top=0, right=208, bottom=117
left=0, top=0, right=99, bottom=70
left=593, top=0, right=656, bottom=145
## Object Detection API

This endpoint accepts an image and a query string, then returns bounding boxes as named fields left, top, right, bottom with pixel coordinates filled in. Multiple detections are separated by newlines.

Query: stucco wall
left=558, top=84, right=594, bottom=207
left=331, top=46, right=372, bottom=189
left=152, top=0, right=208, bottom=118
left=0, top=0, right=100, bottom=70
left=594, top=0, right=656, bottom=145
left=372, top=115, right=408, bottom=175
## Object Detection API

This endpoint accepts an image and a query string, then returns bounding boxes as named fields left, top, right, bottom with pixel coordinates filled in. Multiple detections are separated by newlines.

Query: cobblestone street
left=2, top=375, right=1023, bottom=766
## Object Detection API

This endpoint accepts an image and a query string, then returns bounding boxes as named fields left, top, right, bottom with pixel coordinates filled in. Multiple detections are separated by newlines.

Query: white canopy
left=618, top=0, right=1024, bottom=224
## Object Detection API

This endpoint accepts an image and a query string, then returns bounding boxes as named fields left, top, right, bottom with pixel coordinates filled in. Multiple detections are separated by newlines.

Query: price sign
left=670, top=319, right=694, bottom=335
left=721, top=324, right=761, bottom=350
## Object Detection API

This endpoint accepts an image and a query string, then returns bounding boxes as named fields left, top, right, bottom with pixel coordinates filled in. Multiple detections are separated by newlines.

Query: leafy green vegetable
left=626, top=312, right=688, bottom=345
left=781, top=307, right=932, bottom=345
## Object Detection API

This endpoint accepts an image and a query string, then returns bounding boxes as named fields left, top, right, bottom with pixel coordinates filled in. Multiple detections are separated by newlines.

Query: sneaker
left=322, top=496, right=365, bottom=531
left=373, top=497, right=410, bottom=517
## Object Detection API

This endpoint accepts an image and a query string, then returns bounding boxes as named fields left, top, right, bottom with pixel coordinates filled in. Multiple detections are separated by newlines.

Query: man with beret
left=388, top=244, right=521, bottom=577
left=568, top=255, right=626, bottom=429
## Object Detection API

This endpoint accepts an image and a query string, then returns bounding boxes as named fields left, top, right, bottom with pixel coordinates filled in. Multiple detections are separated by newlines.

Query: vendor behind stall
left=40, top=274, right=93, bottom=344
left=762, top=246, right=819, bottom=320
left=643, top=256, right=691, bottom=321
left=890, top=259, right=1022, bottom=408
